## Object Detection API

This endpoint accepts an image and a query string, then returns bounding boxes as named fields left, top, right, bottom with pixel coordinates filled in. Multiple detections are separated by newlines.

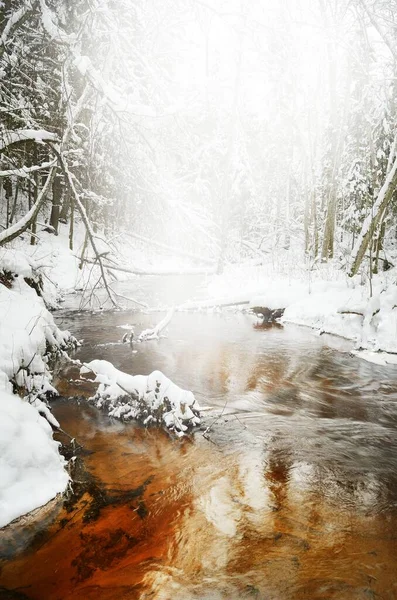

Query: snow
left=39, top=0, right=157, bottom=119
left=0, top=389, right=69, bottom=529
left=39, top=0, right=75, bottom=44
left=0, top=250, right=71, bottom=395
left=0, top=248, right=73, bottom=528
left=206, top=261, right=397, bottom=360
left=0, top=2, right=33, bottom=50
left=12, top=224, right=103, bottom=297
left=80, top=359, right=201, bottom=435
left=0, top=129, right=58, bottom=152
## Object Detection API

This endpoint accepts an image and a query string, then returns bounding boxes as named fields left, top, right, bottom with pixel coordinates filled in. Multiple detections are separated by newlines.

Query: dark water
left=2, top=277, right=397, bottom=599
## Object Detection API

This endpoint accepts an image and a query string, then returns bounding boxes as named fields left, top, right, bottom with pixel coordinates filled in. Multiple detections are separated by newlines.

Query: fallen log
left=77, top=256, right=216, bottom=276
left=137, top=308, right=174, bottom=342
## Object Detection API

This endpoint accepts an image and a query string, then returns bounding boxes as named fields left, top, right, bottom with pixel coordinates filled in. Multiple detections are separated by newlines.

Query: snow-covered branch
left=0, top=129, right=58, bottom=152
left=350, top=152, right=397, bottom=276
left=0, top=159, right=57, bottom=178
left=80, top=359, right=200, bottom=436
left=0, top=2, right=36, bottom=58
left=137, top=309, right=174, bottom=342
left=54, top=148, right=118, bottom=308
left=39, top=0, right=156, bottom=118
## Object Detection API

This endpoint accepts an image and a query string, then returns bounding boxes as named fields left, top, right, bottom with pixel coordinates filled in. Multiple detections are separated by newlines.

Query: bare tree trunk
left=9, top=179, right=19, bottom=224
left=30, top=169, right=38, bottom=245
left=4, top=178, right=12, bottom=227
left=69, top=195, right=74, bottom=251
left=320, top=1, right=351, bottom=261
left=373, top=211, right=386, bottom=274
left=49, top=170, right=62, bottom=234
left=59, top=194, right=70, bottom=222
left=79, top=231, right=88, bottom=270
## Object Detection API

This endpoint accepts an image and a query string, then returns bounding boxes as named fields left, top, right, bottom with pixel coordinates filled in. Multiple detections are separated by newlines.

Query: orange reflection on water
left=1, top=399, right=397, bottom=599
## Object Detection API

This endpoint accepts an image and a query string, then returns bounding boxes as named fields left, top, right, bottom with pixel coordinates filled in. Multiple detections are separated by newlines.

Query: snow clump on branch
left=80, top=359, right=201, bottom=436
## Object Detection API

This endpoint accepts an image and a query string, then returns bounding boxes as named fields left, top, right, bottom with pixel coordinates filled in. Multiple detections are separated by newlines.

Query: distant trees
left=1, top=0, right=397, bottom=279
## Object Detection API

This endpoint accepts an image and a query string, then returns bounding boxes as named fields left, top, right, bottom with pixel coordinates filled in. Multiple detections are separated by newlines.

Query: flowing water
left=1, top=277, right=397, bottom=599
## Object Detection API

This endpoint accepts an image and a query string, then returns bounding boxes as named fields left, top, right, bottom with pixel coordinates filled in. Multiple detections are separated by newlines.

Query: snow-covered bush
left=81, top=360, right=201, bottom=436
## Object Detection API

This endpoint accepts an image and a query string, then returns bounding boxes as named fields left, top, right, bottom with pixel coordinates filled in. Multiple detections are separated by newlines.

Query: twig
left=203, top=397, right=229, bottom=438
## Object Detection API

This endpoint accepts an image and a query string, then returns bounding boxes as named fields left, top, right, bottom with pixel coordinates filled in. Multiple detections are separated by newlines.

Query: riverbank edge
left=0, top=248, right=77, bottom=529
left=204, top=263, right=397, bottom=366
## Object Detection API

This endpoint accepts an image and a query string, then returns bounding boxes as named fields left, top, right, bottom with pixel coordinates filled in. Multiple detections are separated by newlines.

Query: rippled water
left=2, top=277, right=397, bottom=599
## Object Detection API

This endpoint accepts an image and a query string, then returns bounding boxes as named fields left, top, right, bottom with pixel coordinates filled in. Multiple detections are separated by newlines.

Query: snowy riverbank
left=206, top=260, right=397, bottom=365
left=0, top=248, right=73, bottom=528
left=19, top=224, right=397, bottom=363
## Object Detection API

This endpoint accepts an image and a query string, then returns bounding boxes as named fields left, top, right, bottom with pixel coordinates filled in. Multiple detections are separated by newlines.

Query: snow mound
left=0, top=248, right=75, bottom=528
left=0, top=389, right=69, bottom=528
left=81, top=360, right=201, bottom=436
left=0, top=272, right=72, bottom=399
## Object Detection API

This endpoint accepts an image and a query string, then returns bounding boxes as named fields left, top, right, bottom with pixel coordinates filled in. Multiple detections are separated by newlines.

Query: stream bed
left=1, top=277, right=397, bottom=599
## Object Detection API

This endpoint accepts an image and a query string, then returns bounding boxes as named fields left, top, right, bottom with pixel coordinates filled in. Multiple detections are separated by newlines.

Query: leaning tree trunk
left=349, top=153, right=397, bottom=276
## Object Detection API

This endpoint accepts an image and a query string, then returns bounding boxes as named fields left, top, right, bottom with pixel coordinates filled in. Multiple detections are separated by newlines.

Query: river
left=1, top=276, right=397, bottom=599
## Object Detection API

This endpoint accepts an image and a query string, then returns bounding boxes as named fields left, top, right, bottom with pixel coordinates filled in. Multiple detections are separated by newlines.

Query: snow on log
left=80, top=359, right=200, bottom=436
left=137, top=308, right=174, bottom=342
left=77, top=257, right=216, bottom=276
left=0, top=129, right=58, bottom=151
left=177, top=296, right=251, bottom=311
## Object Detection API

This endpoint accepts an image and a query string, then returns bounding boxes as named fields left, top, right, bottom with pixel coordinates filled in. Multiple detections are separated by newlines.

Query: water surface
left=1, top=279, right=397, bottom=599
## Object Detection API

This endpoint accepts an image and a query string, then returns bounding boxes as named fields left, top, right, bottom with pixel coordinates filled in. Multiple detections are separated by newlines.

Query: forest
left=1, top=0, right=397, bottom=280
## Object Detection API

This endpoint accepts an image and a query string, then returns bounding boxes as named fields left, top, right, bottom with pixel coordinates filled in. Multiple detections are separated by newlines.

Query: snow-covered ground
left=206, top=259, right=397, bottom=365
left=17, top=223, right=205, bottom=300
left=0, top=247, right=73, bottom=528
left=0, top=389, right=69, bottom=528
